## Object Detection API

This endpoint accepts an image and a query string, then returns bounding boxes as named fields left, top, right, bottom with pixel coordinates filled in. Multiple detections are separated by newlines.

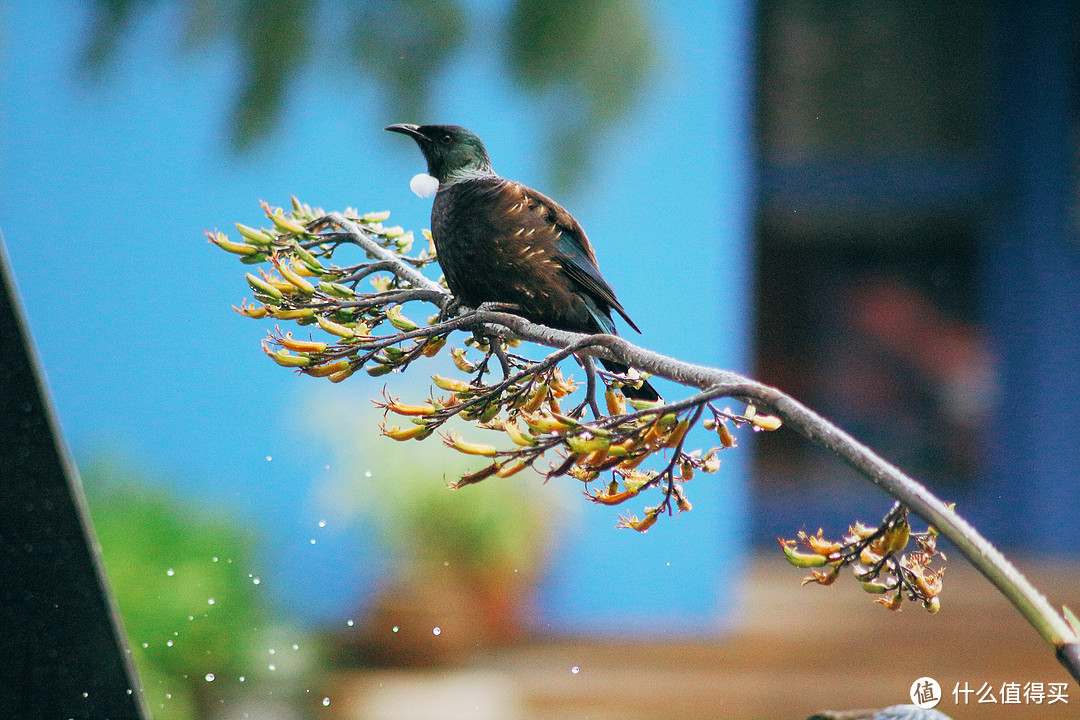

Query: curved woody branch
left=211, top=199, right=1080, bottom=683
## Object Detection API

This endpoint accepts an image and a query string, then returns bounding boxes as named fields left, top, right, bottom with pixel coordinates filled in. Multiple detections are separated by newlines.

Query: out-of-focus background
left=2, top=0, right=1078, bottom=718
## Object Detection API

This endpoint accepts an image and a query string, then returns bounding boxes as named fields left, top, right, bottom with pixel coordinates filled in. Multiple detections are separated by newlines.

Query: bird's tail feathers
left=599, top=359, right=661, bottom=402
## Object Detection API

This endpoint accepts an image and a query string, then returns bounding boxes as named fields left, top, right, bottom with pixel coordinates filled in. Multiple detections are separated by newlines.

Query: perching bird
left=386, top=123, right=660, bottom=402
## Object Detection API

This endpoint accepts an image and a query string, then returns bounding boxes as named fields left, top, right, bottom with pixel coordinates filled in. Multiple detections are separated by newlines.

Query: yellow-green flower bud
left=265, top=349, right=310, bottom=367
left=751, top=413, right=783, bottom=431
left=269, top=308, right=315, bottom=320
left=361, top=210, right=391, bottom=224
left=386, top=304, right=418, bottom=332
left=304, top=359, right=352, bottom=377
left=210, top=232, right=260, bottom=256
left=432, top=374, right=474, bottom=393
left=316, top=314, right=355, bottom=339
left=292, top=244, right=322, bottom=270
left=421, top=335, right=446, bottom=357
left=246, top=273, right=283, bottom=300
left=566, top=434, right=611, bottom=454
left=269, top=212, right=307, bottom=235
left=234, top=223, right=274, bottom=246
left=274, top=258, right=315, bottom=294
left=451, top=348, right=477, bottom=372
left=366, top=363, right=394, bottom=377
left=779, top=539, right=827, bottom=568
left=859, top=578, right=893, bottom=594
left=278, top=333, right=327, bottom=354
left=320, top=282, right=355, bottom=299
left=382, top=424, right=431, bottom=441
left=503, top=422, right=537, bottom=447
left=442, top=432, right=498, bottom=457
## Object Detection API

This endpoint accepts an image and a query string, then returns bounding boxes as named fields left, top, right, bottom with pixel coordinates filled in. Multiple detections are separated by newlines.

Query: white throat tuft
left=410, top=173, right=440, bottom=198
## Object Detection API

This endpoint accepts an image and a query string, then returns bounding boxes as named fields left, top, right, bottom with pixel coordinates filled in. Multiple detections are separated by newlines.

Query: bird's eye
left=441, top=134, right=453, bottom=145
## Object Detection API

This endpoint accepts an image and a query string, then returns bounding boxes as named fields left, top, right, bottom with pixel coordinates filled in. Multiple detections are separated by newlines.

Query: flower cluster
left=779, top=502, right=945, bottom=612
left=211, top=198, right=447, bottom=384
left=380, top=366, right=779, bottom=531
left=211, top=199, right=783, bottom=529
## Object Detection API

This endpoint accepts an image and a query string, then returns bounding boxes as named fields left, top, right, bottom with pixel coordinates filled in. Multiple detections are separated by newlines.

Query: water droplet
left=212, top=557, right=219, bottom=562
left=205, top=673, right=215, bottom=682
left=292, top=644, right=299, bottom=650
left=346, top=619, right=354, bottom=627
left=310, top=538, right=316, bottom=544
left=166, top=640, right=174, bottom=647
left=268, top=648, right=276, bottom=655
left=82, top=692, right=89, bottom=698
left=392, top=626, right=399, bottom=633
left=318, top=520, right=326, bottom=528
left=252, top=577, right=261, bottom=585
left=268, top=664, right=276, bottom=671
left=166, top=568, right=175, bottom=576
left=187, top=616, right=194, bottom=621
left=432, top=627, right=441, bottom=636
left=207, top=598, right=215, bottom=605
left=571, top=666, right=580, bottom=674
left=364, top=470, right=372, bottom=477
left=165, top=693, right=172, bottom=699
left=266, top=456, right=273, bottom=461
left=322, top=697, right=331, bottom=707
left=239, top=676, right=246, bottom=683
left=443, top=561, right=449, bottom=566
left=142, top=643, right=149, bottom=648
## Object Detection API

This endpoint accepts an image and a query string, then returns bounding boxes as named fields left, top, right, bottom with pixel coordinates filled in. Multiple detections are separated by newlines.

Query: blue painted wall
left=978, top=0, right=1080, bottom=552
left=0, top=0, right=755, bottom=629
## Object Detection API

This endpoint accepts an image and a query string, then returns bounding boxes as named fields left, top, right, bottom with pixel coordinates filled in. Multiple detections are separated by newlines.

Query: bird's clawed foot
left=438, top=297, right=463, bottom=323
left=477, top=301, right=523, bottom=315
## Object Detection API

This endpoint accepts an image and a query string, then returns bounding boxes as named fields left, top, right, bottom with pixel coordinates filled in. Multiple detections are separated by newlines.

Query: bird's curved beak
left=385, top=124, right=429, bottom=142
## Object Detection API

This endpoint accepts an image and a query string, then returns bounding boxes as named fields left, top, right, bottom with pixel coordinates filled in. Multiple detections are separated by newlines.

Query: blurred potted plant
left=313, top=391, right=563, bottom=666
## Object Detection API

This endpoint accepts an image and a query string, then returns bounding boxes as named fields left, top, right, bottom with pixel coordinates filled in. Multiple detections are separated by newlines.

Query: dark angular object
left=0, top=236, right=148, bottom=719
left=387, top=123, right=660, bottom=401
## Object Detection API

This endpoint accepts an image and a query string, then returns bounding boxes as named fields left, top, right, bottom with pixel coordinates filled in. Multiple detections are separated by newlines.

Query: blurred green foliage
left=507, top=0, right=655, bottom=186
left=79, top=0, right=656, bottom=188
left=365, top=452, right=552, bottom=590
left=312, top=398, right=560, bottom=593
left=349, top=0, right=467, bottom=125
left=83, top=461, right=268, bottom=720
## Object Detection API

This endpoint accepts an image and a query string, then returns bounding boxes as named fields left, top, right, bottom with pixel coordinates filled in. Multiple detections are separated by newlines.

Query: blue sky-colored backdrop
left=1, top=0, right=755, bottom=629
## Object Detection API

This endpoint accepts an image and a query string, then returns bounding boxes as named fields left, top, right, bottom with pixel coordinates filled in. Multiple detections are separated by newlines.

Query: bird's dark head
left=386, top=124, right=494, bottom=186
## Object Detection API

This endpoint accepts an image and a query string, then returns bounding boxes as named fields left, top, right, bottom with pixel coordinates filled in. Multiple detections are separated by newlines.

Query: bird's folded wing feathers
left=509, top=183, right=642, bottom=335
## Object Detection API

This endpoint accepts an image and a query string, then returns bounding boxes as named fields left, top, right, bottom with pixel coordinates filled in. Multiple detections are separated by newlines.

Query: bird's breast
left=431, top=181, right=584, bottom=327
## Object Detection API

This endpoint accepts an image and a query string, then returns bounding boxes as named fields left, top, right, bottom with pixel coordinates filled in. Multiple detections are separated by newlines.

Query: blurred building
left=750, top=0, right=1080, bottom=554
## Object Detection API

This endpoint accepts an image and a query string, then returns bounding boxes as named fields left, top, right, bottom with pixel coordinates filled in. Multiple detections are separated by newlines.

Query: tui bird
left=386, top=123, right=660, bottom=402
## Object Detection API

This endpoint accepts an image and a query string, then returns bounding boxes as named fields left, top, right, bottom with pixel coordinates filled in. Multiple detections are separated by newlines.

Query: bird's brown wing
left=505, top=182, right=641, bottom=334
